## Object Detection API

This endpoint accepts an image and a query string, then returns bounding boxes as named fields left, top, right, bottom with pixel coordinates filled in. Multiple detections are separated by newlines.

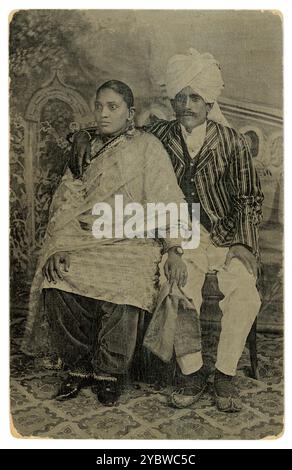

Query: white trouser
left=161, top=228, right=261, bottom=377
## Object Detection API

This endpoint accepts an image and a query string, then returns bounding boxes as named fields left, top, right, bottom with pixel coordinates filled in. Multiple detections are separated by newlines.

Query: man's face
left=95, top=88, right=132, bottom=136
left=171, top=86, right=211, bottom=132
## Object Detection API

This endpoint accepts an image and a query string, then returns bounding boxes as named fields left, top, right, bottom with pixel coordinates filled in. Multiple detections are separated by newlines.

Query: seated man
left=146, top=49, right=264, bottom=412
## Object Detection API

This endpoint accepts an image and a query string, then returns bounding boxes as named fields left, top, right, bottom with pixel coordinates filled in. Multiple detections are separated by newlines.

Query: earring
left=126, top=117, right=135, bottom=130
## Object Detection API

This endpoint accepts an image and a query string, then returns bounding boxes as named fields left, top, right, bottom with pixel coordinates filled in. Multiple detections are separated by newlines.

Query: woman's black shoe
left=54, top=375, right=91, bottom=401
left=94, top=379, right=121, bottom=407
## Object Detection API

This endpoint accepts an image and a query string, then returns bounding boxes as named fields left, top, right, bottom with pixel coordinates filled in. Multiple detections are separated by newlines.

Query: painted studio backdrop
left=10, top=10, right=283, bottom=332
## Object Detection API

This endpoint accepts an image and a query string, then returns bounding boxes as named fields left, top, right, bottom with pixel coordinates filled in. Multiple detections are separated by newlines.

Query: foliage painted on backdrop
left=34, top=99, right=73, bottom=245
left=10, top=103, right=72, bottom=294
left=10, top=110, right=28, bottom=286
left=9, top=10, right=105, bottom=115
left=9, top=11, right=96, bottom=296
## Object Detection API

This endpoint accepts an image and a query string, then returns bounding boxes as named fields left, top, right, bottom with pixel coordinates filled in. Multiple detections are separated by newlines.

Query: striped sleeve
left=229, top=133, right=264, bottom=256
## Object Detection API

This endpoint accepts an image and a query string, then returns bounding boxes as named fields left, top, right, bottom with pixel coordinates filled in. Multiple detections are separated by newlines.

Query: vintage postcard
left=9, top=9, right=283, bottom=439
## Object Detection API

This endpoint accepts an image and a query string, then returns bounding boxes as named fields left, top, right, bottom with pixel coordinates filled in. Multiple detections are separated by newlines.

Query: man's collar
left=180, top=121, right=207, bottom=139
left=176, top=119, right=219, bottom=151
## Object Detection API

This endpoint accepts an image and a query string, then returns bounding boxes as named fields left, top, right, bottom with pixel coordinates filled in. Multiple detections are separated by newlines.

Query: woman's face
left=95, top=88, right=133, bottom=136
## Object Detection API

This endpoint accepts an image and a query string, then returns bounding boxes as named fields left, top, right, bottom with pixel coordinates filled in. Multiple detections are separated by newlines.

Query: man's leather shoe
left=214, top=369, right=242, bottom=412
left=93, top=378, right=121, bottom=407
left=169, top=366, right=210, bottom=408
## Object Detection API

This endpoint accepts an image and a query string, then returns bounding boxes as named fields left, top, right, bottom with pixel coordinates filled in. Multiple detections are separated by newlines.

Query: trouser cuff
left=177, top=352, right=203, bottom=375
left=93, top=373, right=118, bottom=382
left=215, top=361, right=237, bottom=377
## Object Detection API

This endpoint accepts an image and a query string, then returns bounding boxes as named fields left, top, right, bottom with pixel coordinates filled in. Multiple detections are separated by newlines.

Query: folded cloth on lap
left=143, top=282, right=201, bottom=362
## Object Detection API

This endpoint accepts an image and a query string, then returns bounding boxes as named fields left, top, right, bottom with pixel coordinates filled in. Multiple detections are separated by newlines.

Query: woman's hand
left=42, top=252, right=70, bottom=283
left=164, top=249, right=188, bottom=288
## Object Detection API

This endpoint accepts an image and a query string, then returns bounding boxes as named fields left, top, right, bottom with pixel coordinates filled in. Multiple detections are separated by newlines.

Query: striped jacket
left=144, top=119, right=264, bottom=256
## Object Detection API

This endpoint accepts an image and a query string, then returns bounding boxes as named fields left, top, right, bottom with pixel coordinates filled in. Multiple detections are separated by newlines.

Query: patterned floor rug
left=10, top=316, right=284, bottom=440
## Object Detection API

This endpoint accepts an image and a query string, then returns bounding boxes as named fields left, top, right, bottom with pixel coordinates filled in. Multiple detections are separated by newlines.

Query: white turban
left=165, top=48, right=230, bottom=126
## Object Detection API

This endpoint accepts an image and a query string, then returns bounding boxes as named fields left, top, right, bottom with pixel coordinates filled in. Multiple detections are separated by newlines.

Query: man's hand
left=164, top=249, right=188, bottom=288
left=42, top=252, right=70, bottom=283
left=69, top=132, right=91, bottom=178
left=224, top=245, right=257, bottom=277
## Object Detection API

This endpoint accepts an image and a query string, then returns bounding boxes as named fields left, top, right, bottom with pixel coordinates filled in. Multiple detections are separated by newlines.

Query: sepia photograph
left=9, top=9, right=283, bottom=440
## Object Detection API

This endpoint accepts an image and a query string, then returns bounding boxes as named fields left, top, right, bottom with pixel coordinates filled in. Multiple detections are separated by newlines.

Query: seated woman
left=21, top=80, right=188, bottom=406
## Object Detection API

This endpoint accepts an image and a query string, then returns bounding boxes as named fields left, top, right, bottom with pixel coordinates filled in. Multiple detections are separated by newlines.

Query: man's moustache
left=177, top=111, right=197, bottom=117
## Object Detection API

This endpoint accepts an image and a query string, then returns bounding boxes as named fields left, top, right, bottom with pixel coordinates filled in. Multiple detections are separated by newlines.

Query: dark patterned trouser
left=44, top=288, right=141, bottom=378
